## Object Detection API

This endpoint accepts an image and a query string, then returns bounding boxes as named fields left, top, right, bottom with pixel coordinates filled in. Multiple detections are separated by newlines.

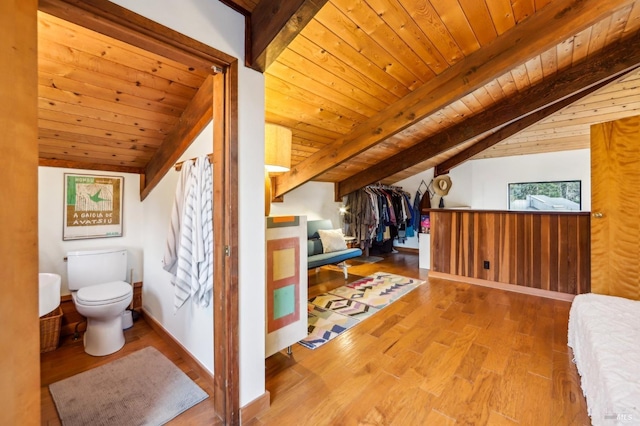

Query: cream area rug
left=49, top=346, right=208, bottom=426
left=300, top=272, right=424, bottom=349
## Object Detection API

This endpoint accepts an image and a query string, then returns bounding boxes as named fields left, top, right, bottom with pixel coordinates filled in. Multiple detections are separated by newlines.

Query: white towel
left=196, top=157, right=213, bottom=308
left=162, top=160, right=193, bottom=276
left=167, top=156, right=214, bottom=312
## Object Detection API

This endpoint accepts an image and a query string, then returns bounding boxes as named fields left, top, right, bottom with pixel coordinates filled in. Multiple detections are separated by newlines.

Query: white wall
left=38, top=167, right=144, bottom=294
left=392, top=150, right=591, bottom=212
left=108, top=0, right=266, bottom=406
left=394, top=149, right=591, bottom=211
left=391, top=164, right=474, bottom=249
left=272, top=150, right=592, bottom=250
left=142, top=123, right=215, bottom=373
left=392, top=149, right=591, bottom=248
left=270, top=181, right=343, bottom=228
left=469, top=149, right=591, bottom=211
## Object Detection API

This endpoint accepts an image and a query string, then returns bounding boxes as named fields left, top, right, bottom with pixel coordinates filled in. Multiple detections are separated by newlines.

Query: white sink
left=39, top=273, right=61, bottom=317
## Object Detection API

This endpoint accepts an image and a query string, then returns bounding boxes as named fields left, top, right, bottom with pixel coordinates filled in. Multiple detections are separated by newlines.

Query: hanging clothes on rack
left=411, top=190, right=422, bottom=234
left=344, top=184, right=413, bottom=252
left=402, top=191, right=415, bottom=239
left=344, top=188, right=376, bottom=250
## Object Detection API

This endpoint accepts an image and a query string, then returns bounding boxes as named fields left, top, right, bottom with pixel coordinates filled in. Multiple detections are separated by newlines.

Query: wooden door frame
left=212, top=62, right=240, bottom=423
left=37, top=0, right=240, bottom=423
left=1, top=0, right=40, bottom=423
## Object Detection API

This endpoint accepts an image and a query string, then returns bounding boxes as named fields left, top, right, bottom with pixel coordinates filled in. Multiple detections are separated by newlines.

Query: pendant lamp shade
left=265, top=124, right=292, bottom=172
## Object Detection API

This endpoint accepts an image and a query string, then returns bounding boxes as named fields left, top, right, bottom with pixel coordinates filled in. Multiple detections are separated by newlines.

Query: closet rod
left=367, top=183, right=403, bottom=190
left=174, top=153, right=214, bottom=171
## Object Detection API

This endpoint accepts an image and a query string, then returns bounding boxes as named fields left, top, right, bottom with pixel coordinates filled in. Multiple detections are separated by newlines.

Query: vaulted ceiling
left=37, top=0, right=640, bottom=200
left=229, top=0, right=640, bottom=199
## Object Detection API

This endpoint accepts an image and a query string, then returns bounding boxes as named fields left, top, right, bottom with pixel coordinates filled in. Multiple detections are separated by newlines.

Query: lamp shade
left=265, top=123, right=292, bottom=172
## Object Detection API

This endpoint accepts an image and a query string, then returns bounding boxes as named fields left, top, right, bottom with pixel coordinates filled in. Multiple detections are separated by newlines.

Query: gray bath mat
left=49, top=346, right=208, bottom=425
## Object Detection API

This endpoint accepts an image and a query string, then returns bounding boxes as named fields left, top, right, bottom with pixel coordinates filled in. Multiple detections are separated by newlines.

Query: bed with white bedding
left=568, top=293, right=640, bottom=425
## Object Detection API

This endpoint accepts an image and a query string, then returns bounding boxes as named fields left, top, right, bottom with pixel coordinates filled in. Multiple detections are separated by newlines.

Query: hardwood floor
left=40, top=316, right=221, bottom=425
left=253, top=252, right=591, bottom=425
left=40, top=252, right=590, bottom=425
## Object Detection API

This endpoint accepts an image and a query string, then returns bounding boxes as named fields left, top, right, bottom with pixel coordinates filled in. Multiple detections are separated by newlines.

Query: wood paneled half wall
left=430, top=210, right=590, bottom=296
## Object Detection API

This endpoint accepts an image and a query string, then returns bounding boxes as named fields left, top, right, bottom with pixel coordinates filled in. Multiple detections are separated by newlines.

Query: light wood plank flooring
left=253, top=252, right=590, bottom=425
left=40, top=251, right=590, bottom=425
left=40, top=315, right=221, bottom=425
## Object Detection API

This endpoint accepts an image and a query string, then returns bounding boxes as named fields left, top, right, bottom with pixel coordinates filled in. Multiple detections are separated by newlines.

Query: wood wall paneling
left=430, top=210, right=590, bottom=295
left=591, top=115, right=640, bottom=300
left=1, top=0, right=40, bottom=423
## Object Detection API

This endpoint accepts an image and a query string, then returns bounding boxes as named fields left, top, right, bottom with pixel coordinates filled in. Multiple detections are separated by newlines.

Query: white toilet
left=67, top=248, right=133, bottom=356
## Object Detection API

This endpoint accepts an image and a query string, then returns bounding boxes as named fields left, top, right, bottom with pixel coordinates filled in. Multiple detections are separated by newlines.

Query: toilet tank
left=67, top=248, right=128, bottom=291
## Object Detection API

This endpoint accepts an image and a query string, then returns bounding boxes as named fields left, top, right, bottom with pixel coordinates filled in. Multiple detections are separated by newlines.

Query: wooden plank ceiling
left=247, top=0, right=640, bottom=199
left=37, top=0, right=640, bottom=200
left=37, top=11, right=210, bottom=173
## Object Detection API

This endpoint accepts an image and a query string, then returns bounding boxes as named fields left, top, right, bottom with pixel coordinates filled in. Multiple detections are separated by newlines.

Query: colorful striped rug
left=299, top=272, right=424, bottom=349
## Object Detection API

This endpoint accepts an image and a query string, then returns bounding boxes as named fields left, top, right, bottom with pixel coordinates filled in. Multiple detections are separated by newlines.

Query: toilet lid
left=76, top=281, right=132, bottom=306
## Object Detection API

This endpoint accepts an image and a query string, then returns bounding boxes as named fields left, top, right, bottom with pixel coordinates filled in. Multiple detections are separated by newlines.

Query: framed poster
left=63, top=174, right=124, bottom=240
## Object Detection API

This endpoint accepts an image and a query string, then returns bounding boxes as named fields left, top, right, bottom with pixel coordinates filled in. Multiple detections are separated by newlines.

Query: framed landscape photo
left=63, top=174, right=124, bottom=240
left=508, top=180, right=581, bottom=211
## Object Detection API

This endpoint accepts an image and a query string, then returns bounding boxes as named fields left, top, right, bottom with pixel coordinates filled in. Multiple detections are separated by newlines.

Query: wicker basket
left=40, top=306, right=63, bottom=353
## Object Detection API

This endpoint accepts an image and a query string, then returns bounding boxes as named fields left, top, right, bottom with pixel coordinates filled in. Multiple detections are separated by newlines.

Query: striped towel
left=164, top=156, right=214, bottom=312
left=162, top=160, right=193, bottom=277
left=195, top=156, right=213, bottom=308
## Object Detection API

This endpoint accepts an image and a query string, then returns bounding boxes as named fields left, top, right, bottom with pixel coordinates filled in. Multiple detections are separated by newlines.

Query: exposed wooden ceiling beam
left=218, top=0, right=251, bottom=16
left=141, top=74, right=214, bottom=200
left=249, top=0, right=328, bottom=72
left=435, top=71, right=633, bottom=177
left=39, top=0, right=235, bottom=73
left=38, top=158, right=145, bottom=174
left=273, top=0, right=635, bottom=198
left=336, top=31, right=640, bottom=198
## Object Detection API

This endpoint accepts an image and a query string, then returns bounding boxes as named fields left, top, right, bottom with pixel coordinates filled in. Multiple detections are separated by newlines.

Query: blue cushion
left=308, top=248, right=363, bottom=269
left=307, top=219, right=334, bottom=239
left=307, top=239, right=323, bottom=256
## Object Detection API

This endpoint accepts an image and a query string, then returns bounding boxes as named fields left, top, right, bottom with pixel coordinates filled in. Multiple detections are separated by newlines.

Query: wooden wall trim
left=393, top=246, right=419, bottom=254
left=39, top=159, right=144, bottom=175
left=428, top=271, right=575, bottom=302
left=430, top=210, right=590, bottom=295
left=141, top=74, right=214, bottom=200
left=2, top=0, right=40, bottom=422
left=426, top=208, right=591, bottom=216
left=240, top=391, right=271, bottom=424
left=141, top=309, right=214, bottom=384
left=212, top=61, right=240, bottom=424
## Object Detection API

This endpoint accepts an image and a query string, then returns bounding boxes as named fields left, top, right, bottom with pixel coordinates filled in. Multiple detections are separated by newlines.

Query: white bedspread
left=568, top=293, right=640, bottom=425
